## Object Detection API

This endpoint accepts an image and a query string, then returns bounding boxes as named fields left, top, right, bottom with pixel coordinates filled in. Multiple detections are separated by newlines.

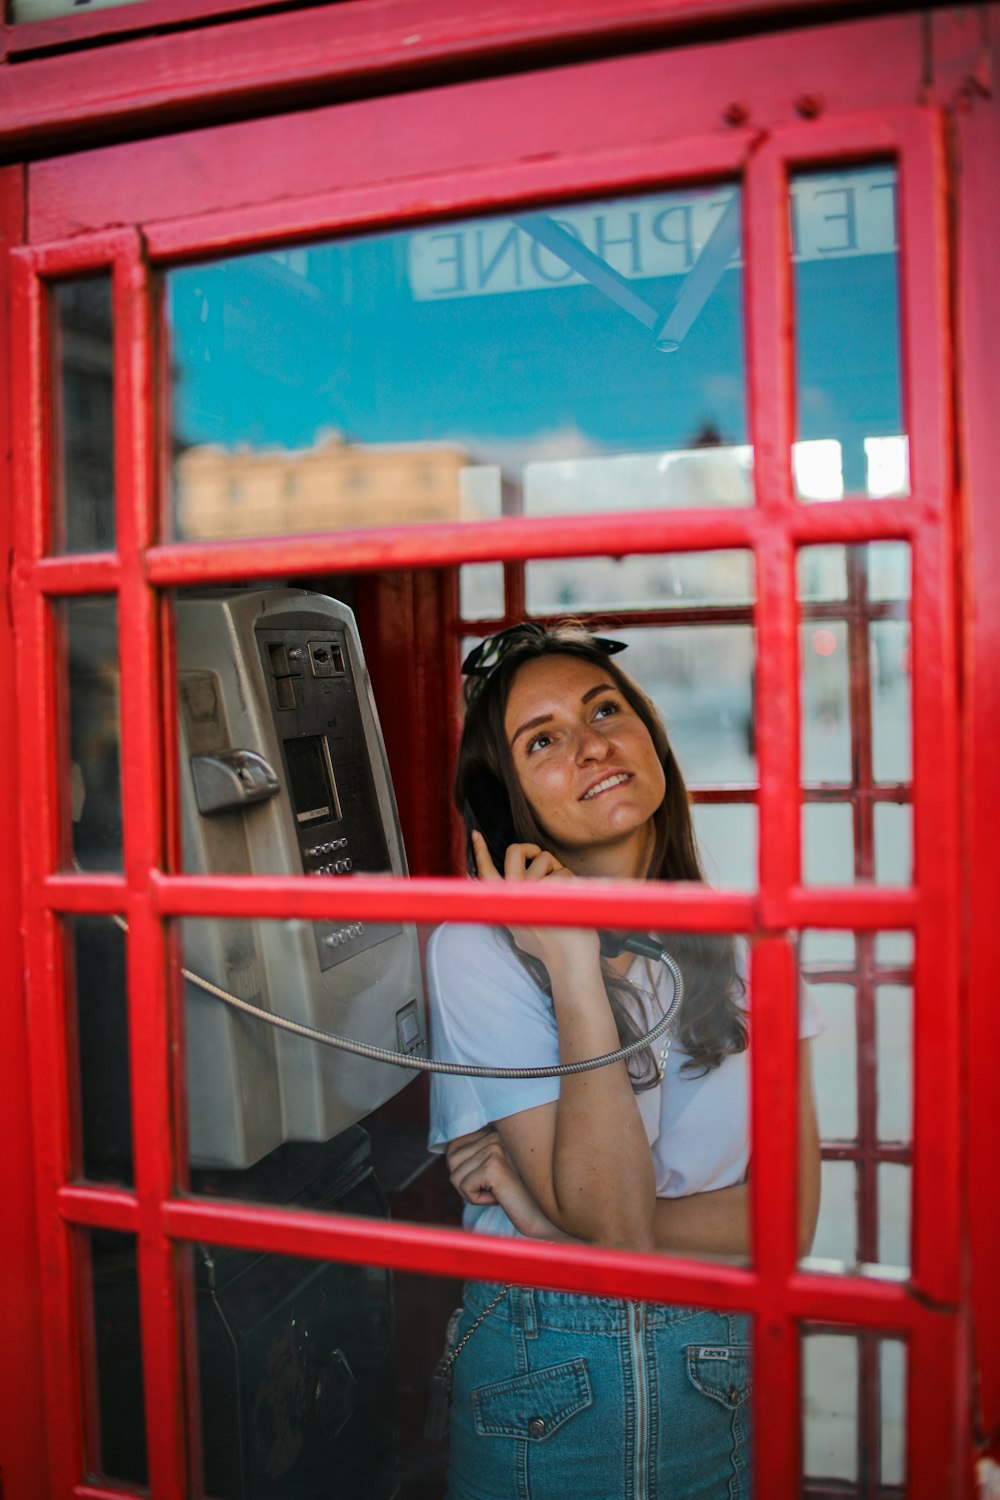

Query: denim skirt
left=446, top=1282, right=751, bottom=1500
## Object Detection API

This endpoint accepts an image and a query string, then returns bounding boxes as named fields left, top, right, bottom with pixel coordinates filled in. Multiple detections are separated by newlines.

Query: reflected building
left=174, top=433, right=490, bottom=539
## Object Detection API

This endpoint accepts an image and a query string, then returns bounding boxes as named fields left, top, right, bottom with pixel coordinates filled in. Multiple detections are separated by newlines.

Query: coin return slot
left=309, top=639, right=345, bottom=678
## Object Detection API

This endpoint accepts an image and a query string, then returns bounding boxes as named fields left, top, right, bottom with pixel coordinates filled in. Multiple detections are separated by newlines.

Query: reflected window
left=800, top=930, right=913, bottom=1275
left=798, top=544, right=912, bottom=887
left=791, top=165, right=907, bottom=501
left=165, top=185, right=748, bottom=540
left=51, top=276, right=115, bottom=554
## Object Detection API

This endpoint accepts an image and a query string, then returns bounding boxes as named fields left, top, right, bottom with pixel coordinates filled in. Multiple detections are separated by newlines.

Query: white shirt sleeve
left=426, top=924, right=561, bottom=1153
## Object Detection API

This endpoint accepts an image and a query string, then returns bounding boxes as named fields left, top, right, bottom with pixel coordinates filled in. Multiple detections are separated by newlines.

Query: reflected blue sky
left=166, top=174, right=901, bottom=491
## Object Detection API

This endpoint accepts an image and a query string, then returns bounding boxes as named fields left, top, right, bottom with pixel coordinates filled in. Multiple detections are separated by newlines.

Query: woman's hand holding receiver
left=469, top=828, right=600, bottom=973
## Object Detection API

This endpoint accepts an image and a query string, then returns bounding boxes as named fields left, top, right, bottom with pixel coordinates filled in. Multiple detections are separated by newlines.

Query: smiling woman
left=426, top=622, right=823, bottom=1500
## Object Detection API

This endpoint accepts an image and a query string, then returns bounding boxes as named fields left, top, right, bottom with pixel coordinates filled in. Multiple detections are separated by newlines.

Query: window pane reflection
left=65, top=596, right=122, bottom=872
left=85, top=1229, right=147, bottom=1487
left=802, top=1329, right=908, bottom=1495
left=67, top=915, right=133, bottom=1186
left=51, top=276, right=115, bottom=554
left=165, top=185, right=748, bottom=540
left=800, top=932, right=913, bottom=1277
left=798, top=544, right=912, bottom=887
left=791, top=165, right=907, bottom=501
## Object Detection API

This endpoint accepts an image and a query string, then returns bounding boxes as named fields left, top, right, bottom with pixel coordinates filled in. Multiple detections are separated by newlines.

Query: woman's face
left=502, top=654, right=667, bottom=877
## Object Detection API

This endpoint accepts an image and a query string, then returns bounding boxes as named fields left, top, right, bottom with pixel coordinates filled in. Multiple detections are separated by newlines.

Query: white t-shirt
left=427, top=923, right=825, bottom=1237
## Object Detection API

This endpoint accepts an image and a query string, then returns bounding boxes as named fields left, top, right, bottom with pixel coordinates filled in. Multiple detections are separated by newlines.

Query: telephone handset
left=462, top=764, right=670, bottom=966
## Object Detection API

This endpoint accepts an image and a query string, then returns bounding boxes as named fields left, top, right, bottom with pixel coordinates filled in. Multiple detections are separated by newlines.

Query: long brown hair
left=455, top=622, right=747, bottom=1085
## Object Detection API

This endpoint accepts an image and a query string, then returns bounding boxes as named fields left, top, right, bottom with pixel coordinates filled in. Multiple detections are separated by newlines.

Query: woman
left=427, top=622, right=822, bottom=1500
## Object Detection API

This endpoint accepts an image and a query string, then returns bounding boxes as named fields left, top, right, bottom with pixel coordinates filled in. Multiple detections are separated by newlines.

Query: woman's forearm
left=653, top=1184, right=750, bottom=1257
left=544, top=952, right=656, bottom=1249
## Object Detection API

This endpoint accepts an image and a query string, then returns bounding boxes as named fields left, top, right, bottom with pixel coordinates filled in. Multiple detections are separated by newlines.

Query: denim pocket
left=472, top=1358, right=593, bottom=1441
left=684, top=1344, right=751, bottom=1408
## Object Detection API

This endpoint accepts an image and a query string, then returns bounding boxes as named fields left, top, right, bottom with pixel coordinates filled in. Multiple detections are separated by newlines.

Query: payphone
left=175, top=587, right=426, bottom=1168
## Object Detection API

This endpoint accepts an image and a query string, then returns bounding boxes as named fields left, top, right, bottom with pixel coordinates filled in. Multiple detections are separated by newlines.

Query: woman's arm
left=445, top=1127, right=575, bottom=1243
left=653, top=1039, right=822, bottom=1259
left=471, top=833, right=657, bottom=1251
left=448, top=1039, right=820, bottom=1257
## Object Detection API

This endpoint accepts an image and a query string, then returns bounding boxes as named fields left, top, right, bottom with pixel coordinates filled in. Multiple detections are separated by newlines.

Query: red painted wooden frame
left=0, top=0, right=918, bottom=136
left=10, top=95, right=967, bottom=1500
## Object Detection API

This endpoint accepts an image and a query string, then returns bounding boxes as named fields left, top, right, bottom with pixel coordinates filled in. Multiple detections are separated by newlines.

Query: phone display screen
left=284, top=735, right=341, bottom=824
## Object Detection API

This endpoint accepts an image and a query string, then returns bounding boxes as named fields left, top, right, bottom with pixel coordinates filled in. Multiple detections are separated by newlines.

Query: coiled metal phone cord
left=109, top=912, right=684, bottom=1081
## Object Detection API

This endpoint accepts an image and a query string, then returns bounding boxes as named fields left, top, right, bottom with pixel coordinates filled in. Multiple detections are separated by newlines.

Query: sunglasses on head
left=461, top=623, right=627, bottom=689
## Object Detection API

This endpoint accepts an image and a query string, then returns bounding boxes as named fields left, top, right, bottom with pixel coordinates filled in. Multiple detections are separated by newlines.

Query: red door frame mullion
left=0, top=160, right=48, bottom=1499
left=9, top=242, right=101, bottom=1496
left=113, top=235, right=190, bottom=1500
left=742, top=129, right=804, bottom=1495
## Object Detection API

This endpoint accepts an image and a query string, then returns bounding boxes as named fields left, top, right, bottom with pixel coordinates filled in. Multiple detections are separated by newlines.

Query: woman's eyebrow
left=509, top=683, right=617, bottom=746
left=509, top=712, right=552, bottom=747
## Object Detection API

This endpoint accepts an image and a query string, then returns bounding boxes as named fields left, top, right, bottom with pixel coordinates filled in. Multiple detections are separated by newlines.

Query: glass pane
left=798, top=544, right=911, bottom=886
left=802, top=803, right=854, bottom=887
left=85, top=1229, right=147, bottom=1487
left=165, top=185, right=747, bottom=541
left=524, top=549, right=754, bottom=613
left=459, top=563, right=505, bottom=621
left=67, top=915, right=133, bottom=1186
left=869, top=539, right=911, bottom=601
left=799, top=929, right=855, bottom=966
left=51, top=276, right=115, bottom=554
left=808, top=981, right=857, bottom=1141
left=801, top=619, right=850, bottom=783
left=14, top=0, right=149, bottom=17
left=872, top=620, right=912, bottom=783
left=880, top=1340, right=908, bottom=1487
left=803, top=1330, right=906, bottom=1490
left=64, top=596, right=122, bottom=872
left=798, top=544, right=847, bottom=602
left=876, top=985, right=913, bottom=1144
left=691, top=803, right=756, bottom=890
left=802, top=1332, right=859, bottom=1481
left=879, top=1163, right=911, bottom=1271
left=875, top=930, right=914, bottom=966
left=812, top=1160, right=857, bottom=1263
left=799, top=934, right=912, bottom=1277
left=624, top=624, right=755, bottom=786
left=791, top=165, right=906, bottom=500
left=875, top=802, right=912, bottom=885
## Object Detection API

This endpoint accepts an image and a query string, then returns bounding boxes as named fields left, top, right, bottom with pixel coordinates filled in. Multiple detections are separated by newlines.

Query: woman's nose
left=574, top=725, right=611, bottom=763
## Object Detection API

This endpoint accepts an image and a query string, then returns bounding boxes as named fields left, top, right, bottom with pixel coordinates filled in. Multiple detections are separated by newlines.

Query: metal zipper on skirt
left=628, top=1300, right=650, bottom=1500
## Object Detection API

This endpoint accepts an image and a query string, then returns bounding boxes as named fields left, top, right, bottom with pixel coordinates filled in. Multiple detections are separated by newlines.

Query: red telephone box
left=0, top=4, right=997, bottom=1497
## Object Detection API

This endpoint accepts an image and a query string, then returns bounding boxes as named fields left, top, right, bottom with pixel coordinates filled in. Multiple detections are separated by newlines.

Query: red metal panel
left=140, top=868, right=919, bottom=936
left=0, top=161, right=48, bottom=1500
left=0, top=0, right=902, bottom=64
left=9, top=245, right=87, bottom=1497
left=954, top=45, right=1000, bottom=1465
left=113, top=238, right=189, bottom=1499
left=9, top=6, right=923, bottom=166
left=141, top=501, right=914, bottom=584
left=748, top=939, right=802, bottom=1496
left=58, top=1184, right=139, bottom=1234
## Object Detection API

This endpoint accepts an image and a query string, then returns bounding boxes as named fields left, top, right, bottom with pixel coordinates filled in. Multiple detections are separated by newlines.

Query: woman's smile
left=503, top=654, right=666, bottom=877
